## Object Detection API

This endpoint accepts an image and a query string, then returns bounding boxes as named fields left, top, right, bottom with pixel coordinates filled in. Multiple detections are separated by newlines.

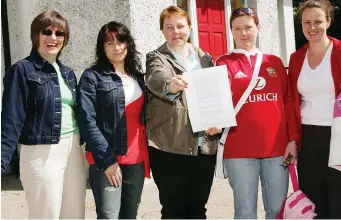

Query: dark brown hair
left=159, top=6, right=192, bottom=30
left=30, top=11, right=70, bottom=51
left=299, top=0, right=334, bottom=21
left=230, top=7, right=259, bottom=29
left=93, top=21, right=143, bottom=78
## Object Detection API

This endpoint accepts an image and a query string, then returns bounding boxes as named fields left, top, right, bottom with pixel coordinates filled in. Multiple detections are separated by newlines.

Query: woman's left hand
left=205, top=127, right=222, bottom=136
left=283, top=141, right=298, bottom=166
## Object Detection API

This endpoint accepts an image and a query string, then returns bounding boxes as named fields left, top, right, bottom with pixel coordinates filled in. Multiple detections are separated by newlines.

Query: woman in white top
left=288, top=0, right=341, bottom=218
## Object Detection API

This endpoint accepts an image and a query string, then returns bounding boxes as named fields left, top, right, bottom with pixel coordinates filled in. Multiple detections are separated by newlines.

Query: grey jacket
left=145, top=42, right=218, bottom=156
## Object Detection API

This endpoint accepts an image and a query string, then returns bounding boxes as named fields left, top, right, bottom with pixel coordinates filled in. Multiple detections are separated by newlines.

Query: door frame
left=185, top=0, right=234, bottom=53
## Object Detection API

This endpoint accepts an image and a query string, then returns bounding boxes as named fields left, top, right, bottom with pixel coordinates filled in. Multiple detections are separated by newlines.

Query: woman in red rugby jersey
left=216, top=7, right=297, bottom=219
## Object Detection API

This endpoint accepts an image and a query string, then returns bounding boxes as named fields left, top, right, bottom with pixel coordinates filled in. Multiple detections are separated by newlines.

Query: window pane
left=177, top=0, right=188, bottom=11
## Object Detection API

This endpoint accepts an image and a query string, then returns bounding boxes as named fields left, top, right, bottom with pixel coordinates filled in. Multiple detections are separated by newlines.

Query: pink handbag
left=276, top=165, right=317, bottom=219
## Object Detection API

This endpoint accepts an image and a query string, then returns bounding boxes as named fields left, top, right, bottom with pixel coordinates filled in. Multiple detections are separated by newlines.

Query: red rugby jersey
left=216, top=50, right=295, bottom=158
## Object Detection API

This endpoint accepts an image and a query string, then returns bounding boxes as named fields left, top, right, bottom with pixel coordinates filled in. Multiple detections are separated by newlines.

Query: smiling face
left=231, top=15, right=259, bottom=51
left=162, top=14, right=191, bottom=50
left=37, top=26, right=65, bottom=60
left=302, top=7, right=331, bottom=43
left=104, top=33, right=127, bottom=66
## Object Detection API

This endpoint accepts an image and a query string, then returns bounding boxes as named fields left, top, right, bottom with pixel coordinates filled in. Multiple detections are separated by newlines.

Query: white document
left=183, top=65, right=236, bottom=132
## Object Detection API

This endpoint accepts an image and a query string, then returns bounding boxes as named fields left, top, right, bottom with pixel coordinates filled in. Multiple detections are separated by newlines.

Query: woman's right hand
left=168, top=75, right=188, bottom=94
left=104, top=162, right=122, bottom=187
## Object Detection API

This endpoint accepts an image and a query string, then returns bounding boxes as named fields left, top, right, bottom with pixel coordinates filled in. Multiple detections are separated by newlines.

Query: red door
left=196, top=0, right=227, bottom=60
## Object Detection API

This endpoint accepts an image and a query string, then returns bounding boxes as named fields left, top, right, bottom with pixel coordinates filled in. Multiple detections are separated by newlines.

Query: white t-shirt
left=298, top=43, right=335, bottom=126
left=116, top=72, right=142, bottom=106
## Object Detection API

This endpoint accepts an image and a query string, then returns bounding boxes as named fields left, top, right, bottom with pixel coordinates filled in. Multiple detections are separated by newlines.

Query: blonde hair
left=159, top=6, right=192, bottom=30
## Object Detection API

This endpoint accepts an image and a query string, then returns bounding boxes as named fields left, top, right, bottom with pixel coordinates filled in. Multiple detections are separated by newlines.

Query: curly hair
left=93, top=21, right=143, bottom=78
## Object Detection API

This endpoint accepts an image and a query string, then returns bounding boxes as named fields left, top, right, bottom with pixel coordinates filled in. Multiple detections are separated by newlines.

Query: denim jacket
left=77, top=66, right=146, bottom=171
left=1, top=50, right=77, bottom=171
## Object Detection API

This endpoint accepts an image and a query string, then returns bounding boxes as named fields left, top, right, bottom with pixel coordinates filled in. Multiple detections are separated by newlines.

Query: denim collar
left=102, top=64, right=116, bottom=75
left=30, top=49, right=72, bottom=74
left=31, top=49, right=48, bottom=69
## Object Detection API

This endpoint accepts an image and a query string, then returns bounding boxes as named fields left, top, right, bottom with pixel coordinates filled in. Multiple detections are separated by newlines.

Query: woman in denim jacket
left=1, top=11, right=86, bottom=219
left=77, top=21, right=150, bottom=219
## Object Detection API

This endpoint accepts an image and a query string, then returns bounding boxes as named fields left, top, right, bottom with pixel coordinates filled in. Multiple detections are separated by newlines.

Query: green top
left=52, top=62, right=79, bottom=138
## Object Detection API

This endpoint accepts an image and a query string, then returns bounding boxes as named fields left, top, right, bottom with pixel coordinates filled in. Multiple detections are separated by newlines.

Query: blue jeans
left=89, top=162, right=145, bottom=219
left=223, top=156, right=288, bottom=219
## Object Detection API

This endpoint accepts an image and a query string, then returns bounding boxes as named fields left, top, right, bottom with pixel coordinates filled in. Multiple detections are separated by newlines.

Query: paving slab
left=2, top=174, right=293, bottom=219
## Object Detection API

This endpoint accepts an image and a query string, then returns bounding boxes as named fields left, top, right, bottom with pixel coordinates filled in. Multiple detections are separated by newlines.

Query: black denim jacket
left=77, top=66, right=146, bottom=171
left=1, top=50, right=77, bottom=171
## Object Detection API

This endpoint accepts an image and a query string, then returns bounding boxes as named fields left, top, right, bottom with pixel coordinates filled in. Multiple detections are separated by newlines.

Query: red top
left=86, top=94, right=150, bottom=178
left=216, top=52, right=296, bottom=158
left=288, top=37, right=341, bottom=148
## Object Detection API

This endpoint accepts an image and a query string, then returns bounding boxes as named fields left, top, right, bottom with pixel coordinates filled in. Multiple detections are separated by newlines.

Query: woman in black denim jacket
left=77, top=21, right=150, bottom=219
left=1, top=11, right=86, bottom=219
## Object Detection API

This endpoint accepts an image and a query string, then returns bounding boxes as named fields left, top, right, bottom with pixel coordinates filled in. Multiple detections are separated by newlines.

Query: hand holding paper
left=182, top=65, right=236, bottom=132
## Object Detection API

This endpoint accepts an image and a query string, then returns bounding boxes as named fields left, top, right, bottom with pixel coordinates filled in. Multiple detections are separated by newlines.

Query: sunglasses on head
left=232, top=7, right=256, bottom=16
left=41, top=29, right=65, bottom=37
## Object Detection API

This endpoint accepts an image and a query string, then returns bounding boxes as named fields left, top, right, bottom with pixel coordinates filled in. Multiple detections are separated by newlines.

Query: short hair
left=299, top=0, right=334, bottom=21
left=30, top=11, right=70, bottom=51
left=159, top=6, right=192, bottom=30
left=230, top=7, right=259, bottom=29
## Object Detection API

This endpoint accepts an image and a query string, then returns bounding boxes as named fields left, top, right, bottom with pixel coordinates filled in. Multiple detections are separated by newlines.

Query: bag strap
left=215, top=52, right=263, bottom=179
left=219, top=52, right=264, bottom=146
left=289, top=164, right=300, bottom=192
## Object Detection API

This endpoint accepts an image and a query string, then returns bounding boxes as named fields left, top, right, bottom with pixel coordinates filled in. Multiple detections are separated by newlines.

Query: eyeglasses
left=41, top=29, right=65, bottom=37
left=232, top=7, right=256, bottom=16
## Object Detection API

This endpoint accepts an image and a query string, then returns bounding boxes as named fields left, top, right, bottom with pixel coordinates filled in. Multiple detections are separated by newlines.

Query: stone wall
left=243, top=0, right=295, bottom=66
left=6, top=0, right=173, bottom=78
left=256, top=0, right=281, bottom=58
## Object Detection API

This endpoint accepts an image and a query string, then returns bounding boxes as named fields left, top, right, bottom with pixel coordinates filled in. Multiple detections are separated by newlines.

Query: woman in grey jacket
left=145, top=5, right=220, bottom=219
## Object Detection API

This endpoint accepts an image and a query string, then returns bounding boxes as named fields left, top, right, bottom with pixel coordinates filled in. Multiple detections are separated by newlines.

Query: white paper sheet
left=183, top=65, right=236, bottom=132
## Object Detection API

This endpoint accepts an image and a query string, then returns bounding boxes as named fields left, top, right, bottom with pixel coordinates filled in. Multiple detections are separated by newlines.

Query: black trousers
left=149, top=147, right=216, bottom=219
left=298, top=124, right=341, bottom=219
